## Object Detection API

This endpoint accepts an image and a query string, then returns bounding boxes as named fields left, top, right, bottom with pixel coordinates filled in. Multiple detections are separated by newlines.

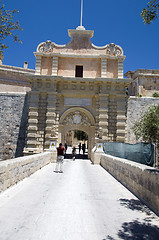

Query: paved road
left=0, top=155, right=159, bottom=239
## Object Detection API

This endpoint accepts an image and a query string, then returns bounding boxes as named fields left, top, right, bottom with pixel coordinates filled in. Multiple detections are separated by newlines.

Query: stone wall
left=0, top=93, right=28, bottom=160
left=0, top=152, right=55, bottom=192
left=100, top=154, right=159, bottom=215
left=126, top=97, right=159, bottom=143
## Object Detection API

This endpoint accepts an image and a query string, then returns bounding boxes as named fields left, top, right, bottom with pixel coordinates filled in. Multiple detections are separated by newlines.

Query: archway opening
left=64, top=130, right=88, bottom=159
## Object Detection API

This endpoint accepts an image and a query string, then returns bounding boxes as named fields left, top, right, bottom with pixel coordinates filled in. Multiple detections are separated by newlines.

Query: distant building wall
left=126, top=97, right=159, bottom=143
left=0, top=93, right=28, bottom=160
left=125, top=69, right=159, bottom=97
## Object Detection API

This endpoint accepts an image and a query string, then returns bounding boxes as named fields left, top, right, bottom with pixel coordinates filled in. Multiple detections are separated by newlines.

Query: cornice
left=34, top=52, right=125, bottom=60
left=25, top=74, right=131, bottom=85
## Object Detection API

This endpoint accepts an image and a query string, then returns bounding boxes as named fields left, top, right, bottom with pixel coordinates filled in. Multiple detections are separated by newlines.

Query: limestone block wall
left=58, top=57, right=101, bottom=78
left=0, top=93, right=28, bottom=160
left=100, top=154, right=159, bottom=215
left=0, top=152, right=54, bottom=192
left=126, top=97, right=159, bottom=143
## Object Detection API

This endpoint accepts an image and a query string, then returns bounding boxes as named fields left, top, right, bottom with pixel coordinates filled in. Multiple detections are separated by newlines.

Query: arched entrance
left=58, top=107, right=95, bottom=158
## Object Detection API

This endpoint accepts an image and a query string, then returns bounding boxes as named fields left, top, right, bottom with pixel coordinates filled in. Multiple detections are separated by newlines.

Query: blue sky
left=2, top=0, right=159, bottom=75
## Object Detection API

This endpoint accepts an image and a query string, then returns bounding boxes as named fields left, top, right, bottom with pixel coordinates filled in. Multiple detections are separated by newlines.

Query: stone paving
left=0, top=150, right=159, bottom=240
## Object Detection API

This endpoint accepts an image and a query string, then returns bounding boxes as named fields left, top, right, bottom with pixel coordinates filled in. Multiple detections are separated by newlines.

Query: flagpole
left=80, top=0, right=83, bottom=26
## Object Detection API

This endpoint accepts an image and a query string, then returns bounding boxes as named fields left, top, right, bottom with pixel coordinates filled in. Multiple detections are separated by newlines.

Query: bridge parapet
left=100, top=154, right=159, bottom=215
left=0, top=152, right=55, bottom=192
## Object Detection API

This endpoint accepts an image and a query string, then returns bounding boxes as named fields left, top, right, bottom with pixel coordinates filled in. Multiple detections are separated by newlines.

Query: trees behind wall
left=74, top=130, right=88, bottom=141
left=132, top=104, right=159, bottom=167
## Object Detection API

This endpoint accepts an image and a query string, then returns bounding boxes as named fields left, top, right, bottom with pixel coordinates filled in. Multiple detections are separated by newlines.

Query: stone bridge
left=0, top=147, right=159, bottom=239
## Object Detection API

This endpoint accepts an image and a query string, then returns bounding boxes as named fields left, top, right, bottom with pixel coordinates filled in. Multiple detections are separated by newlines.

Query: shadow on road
left=64, top=153, right=88, bottom=159
left=105, top=220, right=159, bottom=240
left=104, top=198, right=159, bottom=240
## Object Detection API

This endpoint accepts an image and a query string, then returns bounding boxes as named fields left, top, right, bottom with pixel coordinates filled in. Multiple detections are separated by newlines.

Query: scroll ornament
left=106, top=43, right=122, bottom=56
left=38, top=40, right=54, bottom=53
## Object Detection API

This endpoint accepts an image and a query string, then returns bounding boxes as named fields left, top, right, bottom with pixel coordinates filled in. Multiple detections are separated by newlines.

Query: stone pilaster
left=98, top=94, right=109, bottom=141
left=118, top=59, right=123, bottom=78
left=44, top=91, right=58, bottom=149
left=37, top=92, right=47, bottom=151
left=101, top=58, right=107, bottom=78
left=35, top=56, right=41, bottom=75
left=107, top=96, right=117, bottom=141
left=52, top=57, right=58, bottom=76
left=116, top=96, right=127, bottom=142
left=25, top=91, right=39, bottom=152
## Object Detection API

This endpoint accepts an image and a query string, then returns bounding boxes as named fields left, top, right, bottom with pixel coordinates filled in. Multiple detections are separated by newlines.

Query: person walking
left=78, top=142, right=81, bottom=154
left=55, top=143, right=65, bottom=173
left=72, top=145, right=76, bottom=161
left=64, top=143, right=67, bottom=154
left=82, top=143, right=86, bottom=155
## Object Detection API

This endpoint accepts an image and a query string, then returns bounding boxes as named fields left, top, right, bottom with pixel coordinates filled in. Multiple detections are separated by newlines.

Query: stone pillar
left=44, top=89, right=58, bottom=150
left=98, top=94, right=109, bottom=141
left=52, top=57, right=58, bottom=76
left=101, top=58, right=107, bottom=78
left=24, top=91, right=39, bottom=153
left=118, top=59, right=123, bottom=78
left=36, top=92, right=47, bottom=151
left=116, top=96, right=127, bottom=142
left=35, top=56, right=41, bottom=75
left=107, top=96, right=117, bottom=141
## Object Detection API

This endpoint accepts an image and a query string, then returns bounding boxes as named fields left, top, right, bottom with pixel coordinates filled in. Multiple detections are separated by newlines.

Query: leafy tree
left=141, top=0, right=159, bottom=24
left=132, top=104, right=159, bottom=167
left=0, top=0, right=22, bottom=57
left=74, top=130, right=88, bottom=141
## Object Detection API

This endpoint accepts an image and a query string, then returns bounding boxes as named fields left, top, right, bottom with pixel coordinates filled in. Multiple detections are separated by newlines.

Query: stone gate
left=24, top=26, right=131, bottom=157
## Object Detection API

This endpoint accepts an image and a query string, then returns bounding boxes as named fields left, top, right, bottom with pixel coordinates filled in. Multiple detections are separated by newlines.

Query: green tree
left=0, top=0, right=22, bottom=57
left=74, top=130, right=88, bottom=141
left=141, top=0, right=159, bottom=24
left=132, top=104, right=159, bottom=167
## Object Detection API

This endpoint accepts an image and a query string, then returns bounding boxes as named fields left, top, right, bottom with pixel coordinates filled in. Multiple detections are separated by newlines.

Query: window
left=75, top=65, right=83, bottom=77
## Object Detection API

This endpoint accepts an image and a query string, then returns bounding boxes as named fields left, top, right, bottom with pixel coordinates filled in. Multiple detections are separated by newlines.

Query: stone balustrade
left=100, top=154, right=159, bottom=215
left=0, top=152, right=56, bottom=192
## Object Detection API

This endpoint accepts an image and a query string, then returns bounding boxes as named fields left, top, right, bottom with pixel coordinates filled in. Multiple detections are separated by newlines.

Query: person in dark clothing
left=72, top=146, right=76, bottom=160
left=78, top=142, right=81, bottom=154
left=82, top=143, right=86, bottom=155
left=55, top=143, right=65, bottom=173
left=64, top=143, right=67, bottom=154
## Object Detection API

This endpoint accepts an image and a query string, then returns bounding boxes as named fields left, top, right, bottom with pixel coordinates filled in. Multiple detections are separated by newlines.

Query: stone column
left=118, top=59, right=123, bottom=78
left=52, top=57, right=58, bottom=76
left=44, top=86, right=58, bottom=150
left=101, top=58, right=107, bottom=78
left=107, top=95, right=117, bottom=141
left=116, top=95, right=127, bottom=142
left=36, top=92, right=47, bottom=152
left=24, top=91, right=39, bottom=153
left=35, top=56, right=41, bottom=75
left=98, top=93, right=109, bottom=141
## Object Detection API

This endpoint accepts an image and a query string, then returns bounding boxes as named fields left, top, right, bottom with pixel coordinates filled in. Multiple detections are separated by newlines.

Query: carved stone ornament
left=106, top=43, right=122, bottom=56
left=63, top=111, right=91, bottom=126
left=38, top=40, right=54, bottom=53
left=96, top=127, right=103, bottom=139
left=51, top=126, right=58, bottom=137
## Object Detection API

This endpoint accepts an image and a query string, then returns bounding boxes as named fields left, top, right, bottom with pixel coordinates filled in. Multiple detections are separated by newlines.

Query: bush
left=152, top=92, right=159, bottom=98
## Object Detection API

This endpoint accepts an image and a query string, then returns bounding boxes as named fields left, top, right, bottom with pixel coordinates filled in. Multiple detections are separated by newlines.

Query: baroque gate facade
left=24, top=27, right=131, bottom=157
